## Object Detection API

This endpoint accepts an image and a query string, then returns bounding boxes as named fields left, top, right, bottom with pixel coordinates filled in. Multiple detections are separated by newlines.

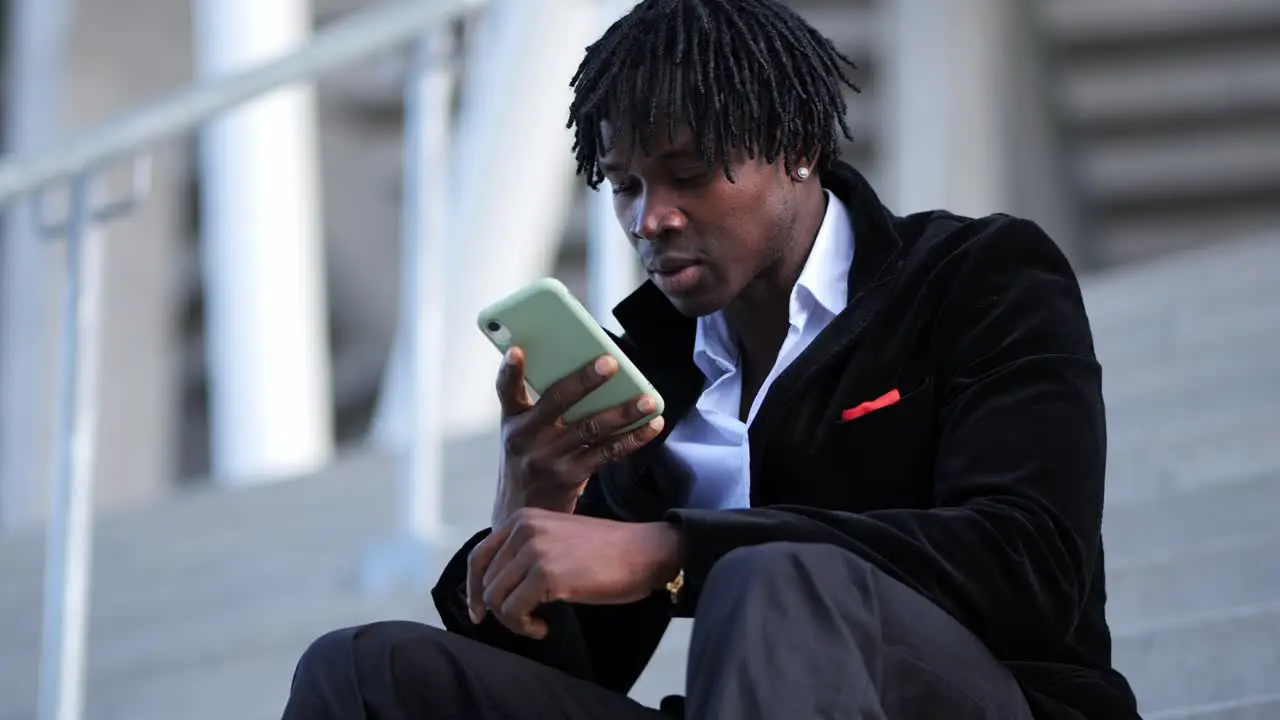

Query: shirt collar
left=692, top=189, right=856, bottom=379
left=794, top=189, right=856, bottom=320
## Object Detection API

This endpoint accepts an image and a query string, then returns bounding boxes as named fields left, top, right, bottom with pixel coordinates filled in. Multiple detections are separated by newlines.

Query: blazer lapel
left=747, top=163, right=907, bottom=501
left=605, top=283, right=704, bottom=518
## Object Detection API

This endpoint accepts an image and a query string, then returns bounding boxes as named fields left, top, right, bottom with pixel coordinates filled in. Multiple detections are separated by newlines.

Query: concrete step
left=1046, top=0, right=1280, bottom=48
left=1063, top=42, right=1280, bottom=131
left=1088, top=273, right=1280, bottom=340
left=0, top=448, right=488, bottom=624
left=1098, top=333, right=1280, bottom=410
left=1080, top=238, right=1280, bottom=320
left=1091, top=209, right=1280, bottom=270
left=1103, top=472, right=1280, bottom=562
left=1106, top=404, right=1280, bottom=471
left=1115, top=603, right=1280, bottom=715
left=1148, top=693, right=1280, bottom=720
left=1105, top=425, right=1280, bottom=507
left=1080, top=124, right=1280, bottom=208
left=0, top=589, right=428, bottom=720
left=1103, top=360, right=1278, bottom=440
left=631, top=618, right=694, bottom=707
left=1096, top=308, right=1280, bottom=385
left=1106, top=536, right=1280, bottom=627
left=0, top=457, right=442, bottom=720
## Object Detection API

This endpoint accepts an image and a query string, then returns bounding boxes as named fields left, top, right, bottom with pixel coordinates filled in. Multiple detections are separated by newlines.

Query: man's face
left=598, top=120, right=801, bottom=317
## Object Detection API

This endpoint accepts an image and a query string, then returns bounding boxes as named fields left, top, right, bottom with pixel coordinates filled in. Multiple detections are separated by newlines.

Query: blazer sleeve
left=431, top=475, right=675, bottom=694
left=665, top=217, right=1106, bottom=656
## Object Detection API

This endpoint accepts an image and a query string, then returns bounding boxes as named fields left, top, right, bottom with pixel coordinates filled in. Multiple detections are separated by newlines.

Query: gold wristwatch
left=665, top=569, right=685, bottom=604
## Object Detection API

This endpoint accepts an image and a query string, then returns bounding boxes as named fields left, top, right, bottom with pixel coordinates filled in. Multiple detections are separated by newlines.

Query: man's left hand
left=466, top=508, right=682, bottom=639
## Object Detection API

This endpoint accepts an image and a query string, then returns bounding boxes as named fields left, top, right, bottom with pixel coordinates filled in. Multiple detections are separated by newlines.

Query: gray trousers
left=283, top=542, right=1034, bottom=719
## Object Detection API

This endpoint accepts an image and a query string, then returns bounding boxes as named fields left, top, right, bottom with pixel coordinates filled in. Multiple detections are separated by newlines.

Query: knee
left=703, top=542, right=813, bottom=595
left=292, top=621, right=435, bottom=690
left=292, top=626, right=357, bottom=689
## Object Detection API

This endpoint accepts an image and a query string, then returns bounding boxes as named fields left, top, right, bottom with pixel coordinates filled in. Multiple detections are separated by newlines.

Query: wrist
left=646, top=521, right=684, bottom=590
left=492, top=487, right=581, bottom=526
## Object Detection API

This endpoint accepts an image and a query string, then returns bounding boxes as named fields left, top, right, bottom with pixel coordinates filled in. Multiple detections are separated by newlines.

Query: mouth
left=647, top=259, right=705, bottom=295
left=650, top=260, right=695, bottom=273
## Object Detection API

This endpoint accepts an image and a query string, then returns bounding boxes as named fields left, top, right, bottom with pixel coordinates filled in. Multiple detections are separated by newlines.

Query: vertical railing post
left=398, top=26, right=454, bottom=546
left=0, top=0, right=71, bottom=530
left=35, top=172, right=98, bottom=720
left=360, top=25, right=456, bottom=594
left=33, top=158, right=149, bottom=720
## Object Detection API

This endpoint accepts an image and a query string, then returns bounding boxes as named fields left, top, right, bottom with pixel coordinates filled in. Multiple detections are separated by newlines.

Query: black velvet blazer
left=433, top=162, right=1139, bottom=720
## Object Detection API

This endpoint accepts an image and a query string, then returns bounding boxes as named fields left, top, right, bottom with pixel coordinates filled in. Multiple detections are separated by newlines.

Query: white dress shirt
left=664, top=190, right=856, bottom=509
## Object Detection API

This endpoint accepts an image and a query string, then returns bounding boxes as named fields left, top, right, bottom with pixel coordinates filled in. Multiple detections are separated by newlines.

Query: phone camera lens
left=486, top=320, right=502, bottom=334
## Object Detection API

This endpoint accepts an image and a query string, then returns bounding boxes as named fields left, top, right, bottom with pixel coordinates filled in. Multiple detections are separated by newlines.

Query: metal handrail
left=0, top=0, right=484, bottom=203
left=17, top=2, right=482, bottom=719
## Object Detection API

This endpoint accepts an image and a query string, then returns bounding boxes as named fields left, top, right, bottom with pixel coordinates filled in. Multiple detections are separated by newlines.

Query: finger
left=498, top=563, right=550, bottom=639
left=547, top=393, right=661, bottom=454
left=525, top=355, right=618, bottom=427
left=484, top=545, right=540, bottom=635
left=495, top=347, right=534, bottom=415
left=482, top=519, right=527, bottom=590
left=466, top=520, right=516, bottom=623
left=573, top=416, right=666, bottom=474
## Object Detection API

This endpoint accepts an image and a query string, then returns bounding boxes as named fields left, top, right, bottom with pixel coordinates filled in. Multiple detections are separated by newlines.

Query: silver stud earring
left=796, top=167, right=811, bottom=181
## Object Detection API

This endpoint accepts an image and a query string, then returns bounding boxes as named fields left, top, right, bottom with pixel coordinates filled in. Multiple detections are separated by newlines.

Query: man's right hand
left=491, top=346, right=665, bottom=525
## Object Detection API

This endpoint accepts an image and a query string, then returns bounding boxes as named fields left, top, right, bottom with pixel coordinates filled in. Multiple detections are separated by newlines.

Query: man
left=284, top=0, right=1139, bottom=717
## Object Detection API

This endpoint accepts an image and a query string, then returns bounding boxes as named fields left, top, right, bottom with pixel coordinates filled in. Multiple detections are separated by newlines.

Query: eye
left=672, top=168, right=713, bottom=188
left=610, top=179, right=639, bottom=196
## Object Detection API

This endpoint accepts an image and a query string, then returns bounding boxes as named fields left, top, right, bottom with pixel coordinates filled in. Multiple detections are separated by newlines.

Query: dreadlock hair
left=567, top=0, right=861, bottom=190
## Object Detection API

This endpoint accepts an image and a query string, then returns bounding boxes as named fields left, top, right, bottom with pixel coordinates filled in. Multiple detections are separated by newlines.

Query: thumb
left=496, top=346, right=534, bottom=415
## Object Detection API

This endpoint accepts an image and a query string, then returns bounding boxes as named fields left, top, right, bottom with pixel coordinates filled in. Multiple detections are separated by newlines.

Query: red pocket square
left=841, top=389, right=902, bottom=422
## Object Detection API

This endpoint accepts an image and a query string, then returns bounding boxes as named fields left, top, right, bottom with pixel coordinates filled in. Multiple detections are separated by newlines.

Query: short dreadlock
left=567, top=0, right=861, bottom=189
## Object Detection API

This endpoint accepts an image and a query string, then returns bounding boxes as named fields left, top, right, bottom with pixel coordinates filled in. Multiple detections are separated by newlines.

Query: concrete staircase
left=1, top=234, right=1278, bottom=719
left=1068, top=238, right=1280, bottom=718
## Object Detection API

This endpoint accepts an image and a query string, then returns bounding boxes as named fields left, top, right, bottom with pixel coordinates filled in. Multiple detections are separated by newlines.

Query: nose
left=629, top=189, right=687, bottom=242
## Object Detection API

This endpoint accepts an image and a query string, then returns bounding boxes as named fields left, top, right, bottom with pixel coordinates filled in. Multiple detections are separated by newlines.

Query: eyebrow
left=599, top=144, right=701, bottom=174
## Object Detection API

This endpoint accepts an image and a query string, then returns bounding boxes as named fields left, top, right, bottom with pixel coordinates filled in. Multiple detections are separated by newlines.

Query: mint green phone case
left=476, top=278, right=665, bottom=432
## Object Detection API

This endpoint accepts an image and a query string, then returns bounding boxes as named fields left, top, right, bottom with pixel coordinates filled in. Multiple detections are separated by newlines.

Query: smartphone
left=476, top=277, right=665, bottom=433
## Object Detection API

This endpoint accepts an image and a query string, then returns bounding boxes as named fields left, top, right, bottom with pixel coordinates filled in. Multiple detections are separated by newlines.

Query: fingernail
left=649, top=416, right=665, bottom=432
left=505, top=348, right=518, bottom=363
left=468, top=607, right=482, bottom=624
left=594, top=356, right=617, bottom=377
left=636, top=396, right=656, bottom=413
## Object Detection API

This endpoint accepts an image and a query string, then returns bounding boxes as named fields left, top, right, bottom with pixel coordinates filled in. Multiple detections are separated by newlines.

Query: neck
left=723, top=187, right=829, bottom=368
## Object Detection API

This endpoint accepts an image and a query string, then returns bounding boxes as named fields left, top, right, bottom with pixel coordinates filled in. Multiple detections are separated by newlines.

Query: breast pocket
left=827, top=377, right=937, bottom=510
